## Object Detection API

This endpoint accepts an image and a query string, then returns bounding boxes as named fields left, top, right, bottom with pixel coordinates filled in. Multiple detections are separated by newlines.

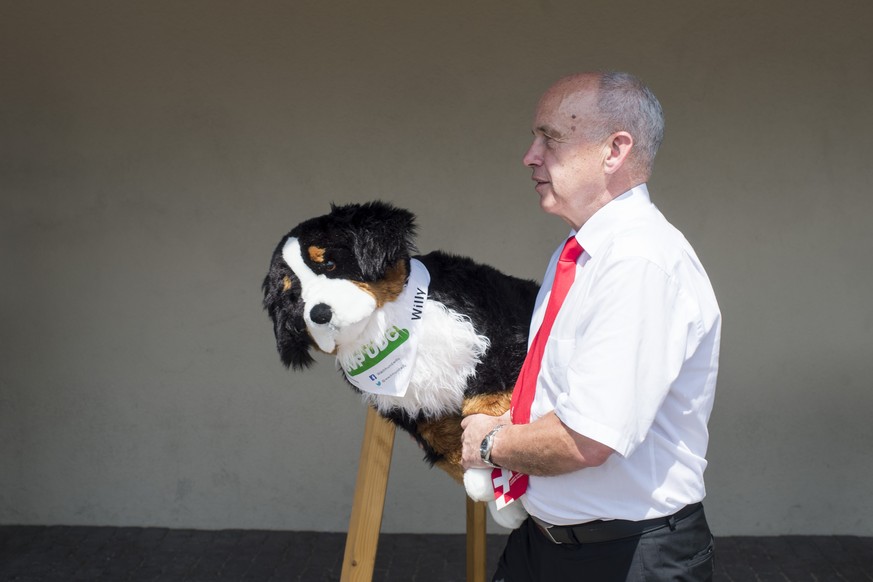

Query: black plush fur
left=262, top=201, right=539, bottom=470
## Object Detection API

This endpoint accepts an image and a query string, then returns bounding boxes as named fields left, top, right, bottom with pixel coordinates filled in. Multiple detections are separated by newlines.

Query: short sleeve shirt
left=521, top=184, right=721, bottom=525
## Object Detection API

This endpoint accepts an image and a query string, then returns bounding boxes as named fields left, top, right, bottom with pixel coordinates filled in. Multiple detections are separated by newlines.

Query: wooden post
left=340, top=407, right=396, bottom=582
left=339, top=406, right=489, bottom=581
left=466, top=497, right=488, bottom=582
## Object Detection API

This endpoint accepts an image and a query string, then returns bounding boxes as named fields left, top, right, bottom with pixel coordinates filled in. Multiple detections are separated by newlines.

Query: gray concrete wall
left=1, top=1, right=871, bottom=535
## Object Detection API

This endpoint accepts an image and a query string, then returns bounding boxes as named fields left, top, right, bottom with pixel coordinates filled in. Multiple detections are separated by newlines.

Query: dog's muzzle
left=309, top=303, right=333, bottom=325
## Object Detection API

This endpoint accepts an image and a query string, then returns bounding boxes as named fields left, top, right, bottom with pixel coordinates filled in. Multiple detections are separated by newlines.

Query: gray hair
left=592, top=71, right=665, bottom=176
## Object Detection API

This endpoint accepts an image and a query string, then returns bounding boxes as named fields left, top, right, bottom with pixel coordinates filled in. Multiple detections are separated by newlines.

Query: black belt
left=532, top=502, right=703, bottom=544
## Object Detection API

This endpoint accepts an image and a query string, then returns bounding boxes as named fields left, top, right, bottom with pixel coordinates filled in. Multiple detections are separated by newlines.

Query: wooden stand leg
left=466, top=497, right=487, bottom=582
left=340, top=406, right=488, bottom=581
left=341, top=407, right=396, bottom=582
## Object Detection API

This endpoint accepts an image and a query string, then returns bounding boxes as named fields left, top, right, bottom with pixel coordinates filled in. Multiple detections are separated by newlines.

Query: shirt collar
left=570, top=183, right=652, bottom=257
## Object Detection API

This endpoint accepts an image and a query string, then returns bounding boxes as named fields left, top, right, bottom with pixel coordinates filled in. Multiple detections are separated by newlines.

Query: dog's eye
left=307, top=245, right=339, bottom=272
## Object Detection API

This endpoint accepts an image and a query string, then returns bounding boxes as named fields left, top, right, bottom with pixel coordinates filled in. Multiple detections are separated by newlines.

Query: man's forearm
left=490, top=412, right=614, bottom=476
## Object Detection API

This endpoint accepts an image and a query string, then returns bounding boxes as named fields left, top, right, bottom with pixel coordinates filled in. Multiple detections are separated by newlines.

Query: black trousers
left=492, top=505, right=714, bottom=581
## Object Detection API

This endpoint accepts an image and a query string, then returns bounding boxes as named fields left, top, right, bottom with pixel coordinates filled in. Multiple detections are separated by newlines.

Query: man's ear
left=603, top=131, right=634, bottom=175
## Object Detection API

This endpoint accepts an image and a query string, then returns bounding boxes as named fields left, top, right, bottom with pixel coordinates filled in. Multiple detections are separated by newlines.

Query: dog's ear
left=335, top=201, right=417, bottom=280
left=262, top=239, right=315, bottom=370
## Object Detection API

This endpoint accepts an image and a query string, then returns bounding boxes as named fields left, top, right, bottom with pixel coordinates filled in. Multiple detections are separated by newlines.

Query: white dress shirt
left=522, top=184, right=721, bottom=525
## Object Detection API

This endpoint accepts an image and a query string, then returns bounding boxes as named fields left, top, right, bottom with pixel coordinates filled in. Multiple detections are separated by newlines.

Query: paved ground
left=1, top=526, right=872, bottom=581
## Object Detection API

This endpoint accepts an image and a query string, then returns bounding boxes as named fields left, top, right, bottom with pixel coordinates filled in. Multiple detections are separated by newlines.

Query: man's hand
left=461, top=411, right=510, bottom=470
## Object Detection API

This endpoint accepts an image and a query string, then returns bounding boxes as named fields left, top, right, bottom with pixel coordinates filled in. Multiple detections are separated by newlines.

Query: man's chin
left=538, top=192, right=559, bottom=214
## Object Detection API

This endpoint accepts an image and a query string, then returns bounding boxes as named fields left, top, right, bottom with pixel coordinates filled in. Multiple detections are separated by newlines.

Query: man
left=461, top=71, right=721, bottom=581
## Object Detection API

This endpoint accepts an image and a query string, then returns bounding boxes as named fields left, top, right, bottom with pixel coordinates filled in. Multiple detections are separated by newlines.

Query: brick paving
left=1, top=526, right=871, bottom=581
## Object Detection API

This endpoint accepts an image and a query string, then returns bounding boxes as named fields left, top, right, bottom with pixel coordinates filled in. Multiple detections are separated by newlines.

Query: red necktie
left=492, top=236, right=584, bottom=506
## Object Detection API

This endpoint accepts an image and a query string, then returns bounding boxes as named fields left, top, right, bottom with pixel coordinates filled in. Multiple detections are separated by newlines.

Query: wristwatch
left=479, top=424, right=506, bottom=468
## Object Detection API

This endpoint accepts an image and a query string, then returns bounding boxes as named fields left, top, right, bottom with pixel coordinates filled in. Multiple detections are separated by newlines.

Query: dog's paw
left=463, top=468, right=495, bottom=502
left=488, top=499, right=529, bottom=530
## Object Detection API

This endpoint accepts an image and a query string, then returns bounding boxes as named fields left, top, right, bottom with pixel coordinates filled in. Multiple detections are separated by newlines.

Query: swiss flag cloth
left=493, top=236, right=583, bottom=508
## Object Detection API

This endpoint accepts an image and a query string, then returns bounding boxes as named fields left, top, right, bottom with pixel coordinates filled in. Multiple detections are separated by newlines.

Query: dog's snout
left=309, top=303, right=333, bottom=325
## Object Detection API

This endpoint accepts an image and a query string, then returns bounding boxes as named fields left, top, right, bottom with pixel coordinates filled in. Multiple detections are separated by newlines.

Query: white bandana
left=342, top=259, right=430, bottom=397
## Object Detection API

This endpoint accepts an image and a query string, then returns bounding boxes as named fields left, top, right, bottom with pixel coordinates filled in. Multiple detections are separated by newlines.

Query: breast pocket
left=539, top=337, right=577, bottom=389
left=530, top=337, right=577, bottom=420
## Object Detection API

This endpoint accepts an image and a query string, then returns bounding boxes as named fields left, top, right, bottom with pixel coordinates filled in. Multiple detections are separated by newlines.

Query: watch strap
left=480, top=424, right=506, bottom=468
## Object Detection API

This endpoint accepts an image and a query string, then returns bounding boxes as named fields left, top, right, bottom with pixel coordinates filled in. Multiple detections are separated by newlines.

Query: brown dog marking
left=462, top=391, right=513, bottom=417
left=353, top=260, right=407, bottom=307
left=308, top=246, right=326, bottom=263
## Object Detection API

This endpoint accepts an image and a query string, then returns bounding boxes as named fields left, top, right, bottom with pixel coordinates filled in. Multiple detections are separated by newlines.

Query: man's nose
left=523, top=140, right=542, bottom=167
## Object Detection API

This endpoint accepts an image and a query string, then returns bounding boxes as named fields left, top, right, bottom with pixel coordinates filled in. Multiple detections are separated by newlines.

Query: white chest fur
left=336, top=298, right=490, bottom=419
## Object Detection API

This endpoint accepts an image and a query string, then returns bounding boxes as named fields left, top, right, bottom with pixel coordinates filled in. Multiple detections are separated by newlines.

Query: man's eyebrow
left=534, top=124, right=566, bottom=139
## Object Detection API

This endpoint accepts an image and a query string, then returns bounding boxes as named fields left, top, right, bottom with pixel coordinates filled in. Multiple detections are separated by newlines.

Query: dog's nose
left=309, top=303, right=333, bottom=325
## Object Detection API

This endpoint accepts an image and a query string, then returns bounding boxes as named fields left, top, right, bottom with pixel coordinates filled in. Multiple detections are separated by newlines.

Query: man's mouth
left=533, top=177, right=550, bottom=192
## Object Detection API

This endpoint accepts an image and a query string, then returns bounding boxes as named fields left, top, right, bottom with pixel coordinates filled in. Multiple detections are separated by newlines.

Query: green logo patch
left=346, top=326, right=410, bottom=376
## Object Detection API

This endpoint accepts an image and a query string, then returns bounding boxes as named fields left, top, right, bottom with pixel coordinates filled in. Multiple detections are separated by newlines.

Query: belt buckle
left=532, top=516, right=563, bottom=545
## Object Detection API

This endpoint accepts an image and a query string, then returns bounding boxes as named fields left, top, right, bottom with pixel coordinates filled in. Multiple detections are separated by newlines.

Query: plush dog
left=262, top=201, right=538, bottom=528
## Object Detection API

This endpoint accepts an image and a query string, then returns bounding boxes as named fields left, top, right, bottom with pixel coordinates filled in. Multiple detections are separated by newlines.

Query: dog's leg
left=460, top=390, right=529, bottom=529
left=459, top=391, right=512, bottom=499
left=419, top=391, right=528, bottom=530
left=417, top=391, right=513, bottom=483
